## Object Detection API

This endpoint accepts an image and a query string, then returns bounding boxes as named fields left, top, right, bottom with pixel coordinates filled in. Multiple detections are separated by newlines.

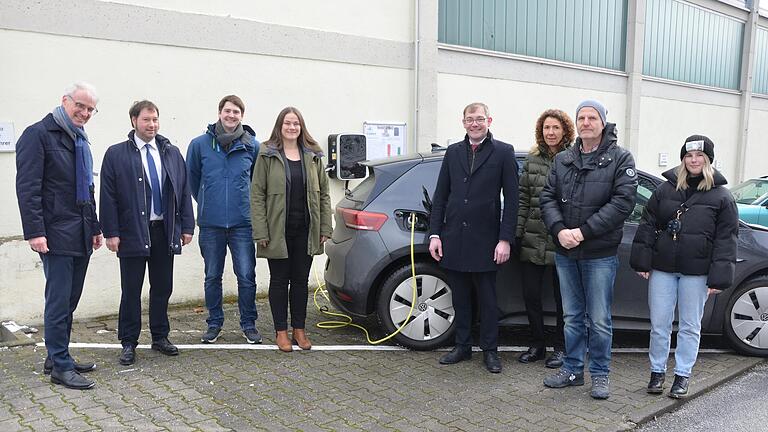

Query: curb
left=619, top=356, right=766, bottom=430
left=0, top=325, right=37, bottom=348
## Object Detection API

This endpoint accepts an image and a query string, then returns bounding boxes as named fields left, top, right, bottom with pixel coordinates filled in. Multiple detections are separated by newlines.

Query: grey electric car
left=324, top=149, right=768, bottom=356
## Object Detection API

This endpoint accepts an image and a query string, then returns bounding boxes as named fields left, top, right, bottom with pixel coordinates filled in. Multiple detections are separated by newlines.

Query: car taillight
left=336, top=291, right=354, bottom=302
left=339, top=208, right=388, bottom=231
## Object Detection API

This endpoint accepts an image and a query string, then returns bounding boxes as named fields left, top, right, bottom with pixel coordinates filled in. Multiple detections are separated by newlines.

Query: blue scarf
left=52, top=106, right=94, bottom=205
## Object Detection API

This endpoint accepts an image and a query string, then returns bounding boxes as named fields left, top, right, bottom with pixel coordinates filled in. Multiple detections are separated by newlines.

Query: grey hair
left=64, top=81, right=99, bottom=103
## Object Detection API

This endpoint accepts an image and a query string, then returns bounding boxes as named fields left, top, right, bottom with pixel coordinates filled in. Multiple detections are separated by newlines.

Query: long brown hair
left=530, top=109, right=575, bottom=156
left=263, top=107, right=323, bottom=154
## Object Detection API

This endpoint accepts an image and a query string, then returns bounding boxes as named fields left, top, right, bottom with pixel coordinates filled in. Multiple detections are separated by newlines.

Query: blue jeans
left=199, top=226, right=257, bottom=331
left=648, top=271, right=709, bottom=377
left=41, top=253, right=90, bottom=372
left=555, top=253, right=618, bottom=376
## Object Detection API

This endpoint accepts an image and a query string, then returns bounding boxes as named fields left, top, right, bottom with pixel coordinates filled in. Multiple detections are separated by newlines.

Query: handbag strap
left=681, top=187, right=705, bottom=209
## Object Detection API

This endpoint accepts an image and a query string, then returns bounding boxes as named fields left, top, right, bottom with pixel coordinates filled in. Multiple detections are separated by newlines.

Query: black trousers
left=267, top=229, right=313, bottom=331
left=118, top=222, right=174, bottom=346
left=521, top=261, right=564, bottom=350
left=443, top=269, right=498, bottom=351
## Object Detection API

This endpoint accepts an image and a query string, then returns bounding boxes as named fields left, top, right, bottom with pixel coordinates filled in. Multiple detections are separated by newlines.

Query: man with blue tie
left=100, top=100, right=195, bottom=366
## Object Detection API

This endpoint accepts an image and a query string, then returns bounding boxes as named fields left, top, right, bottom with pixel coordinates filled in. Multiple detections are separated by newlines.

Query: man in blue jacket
left=186, top=95, right=262, bottom=344
left=16, top=82, right=103, bottom=390
left=100, top=100, right=195, bottom=366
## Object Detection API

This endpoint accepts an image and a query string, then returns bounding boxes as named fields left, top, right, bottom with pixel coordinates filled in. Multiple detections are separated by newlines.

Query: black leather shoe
left=44, top=357, right=96, bottom=375
left=151, top=338, right=179, bottom=356
left=668, top=374, right=689, bottom=398
left=439, top=347, right=472, bottom=365
left=50, top=369, right=95, bottom=390
left=119, top=345, right=136, bottom=366
left=647, top=372, right=665, bottom=394
left=518, top=346, right=546, bottom=364
left=483, top=351, right=502, bottom=373
left=545, top=350, right=565, bottom=369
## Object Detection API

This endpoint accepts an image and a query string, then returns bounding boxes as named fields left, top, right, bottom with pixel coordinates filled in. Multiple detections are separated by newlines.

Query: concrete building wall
left=1, top=0, right=766, bottom=325
left=637, top=94, right=741, bottom=178
left=746, top=98, right=768, bottom=179
left=0, top=0, right=415, bottom=324
left=101, top=0, right=414, bottom=42
left=436, top=72, right=626, bottom=148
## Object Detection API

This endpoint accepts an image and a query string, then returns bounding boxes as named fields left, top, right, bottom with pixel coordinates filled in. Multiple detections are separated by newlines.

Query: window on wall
left=643, top=0, right=744, bottom=90
left=437, top=0, right=628, bottom=71
left=754, top=27, right=768, bottom=95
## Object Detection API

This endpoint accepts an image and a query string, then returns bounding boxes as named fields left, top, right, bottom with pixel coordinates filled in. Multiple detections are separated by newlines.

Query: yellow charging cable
left=313, top=213, right=418, bottom=344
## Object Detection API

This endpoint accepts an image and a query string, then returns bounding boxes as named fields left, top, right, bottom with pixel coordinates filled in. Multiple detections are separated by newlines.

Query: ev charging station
left=327, top=133, right=368, bottom=181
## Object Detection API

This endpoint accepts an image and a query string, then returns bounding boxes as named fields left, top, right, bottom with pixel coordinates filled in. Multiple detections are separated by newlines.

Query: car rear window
left=347, top=174, right=376, bottom=205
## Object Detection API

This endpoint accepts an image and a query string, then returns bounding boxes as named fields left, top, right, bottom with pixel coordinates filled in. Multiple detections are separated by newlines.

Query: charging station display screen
left=339, top=135, right=367, bottom=179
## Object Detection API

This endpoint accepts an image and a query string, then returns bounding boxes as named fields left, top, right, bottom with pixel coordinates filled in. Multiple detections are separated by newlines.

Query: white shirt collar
left=134, top=134, right=157, bottom=150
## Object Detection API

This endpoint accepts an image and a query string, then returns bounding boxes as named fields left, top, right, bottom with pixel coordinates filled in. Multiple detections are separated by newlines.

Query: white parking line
left=35, top=342, right=732, bottom=354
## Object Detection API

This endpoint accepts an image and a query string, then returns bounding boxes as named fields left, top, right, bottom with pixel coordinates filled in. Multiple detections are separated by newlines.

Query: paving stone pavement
left=0, top=296, right=763, bottom=431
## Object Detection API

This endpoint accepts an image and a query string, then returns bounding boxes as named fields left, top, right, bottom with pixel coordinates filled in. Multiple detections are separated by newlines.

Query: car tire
left=723, top=276, right=768, bottom=357
left=376, top=262, right=455, bottom=351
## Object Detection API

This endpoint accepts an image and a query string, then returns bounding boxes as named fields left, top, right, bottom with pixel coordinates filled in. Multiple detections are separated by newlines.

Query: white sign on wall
left=0, top=122, right=15, bottom=152
left=363, top=121, right=406, bottom=160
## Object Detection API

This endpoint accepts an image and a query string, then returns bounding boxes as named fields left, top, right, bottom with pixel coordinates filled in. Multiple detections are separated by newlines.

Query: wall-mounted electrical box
left=327, top=133, right=368, bottom=180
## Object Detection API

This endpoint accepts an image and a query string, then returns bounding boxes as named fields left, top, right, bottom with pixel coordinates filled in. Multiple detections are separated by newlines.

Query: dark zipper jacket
left=99, top=131, right=195, bottom=258
left=15, top=113, right=101, bottom=256
left=516, top=144, right=570, bottom=266
left=630, top=168, right=739, bottom=289
left=186, top=124, right=259, bottom=229
left=540, top=123, right=638, bottom=259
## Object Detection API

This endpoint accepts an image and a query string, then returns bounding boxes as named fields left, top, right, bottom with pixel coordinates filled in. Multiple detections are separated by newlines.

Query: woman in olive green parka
left=250, top=107, right=332, bottom=352
left=515, top=109, right=574, bottom=368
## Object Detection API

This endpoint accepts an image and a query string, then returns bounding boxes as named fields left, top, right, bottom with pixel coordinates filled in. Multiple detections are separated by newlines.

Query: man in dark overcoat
left=428, top=102, right=519, bottom=373
left=99, top=100, right=195, bottom=366
left=16, top=82, right=103, bottom=390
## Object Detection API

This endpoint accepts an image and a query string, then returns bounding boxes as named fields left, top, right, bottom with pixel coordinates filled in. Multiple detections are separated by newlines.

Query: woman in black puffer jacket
left=630, top=135, right=738, bottom=399
left=515, top=109, right=574, bottom=368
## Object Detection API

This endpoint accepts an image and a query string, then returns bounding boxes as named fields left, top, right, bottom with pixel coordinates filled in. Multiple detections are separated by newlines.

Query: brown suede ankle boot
left=275, top=330, right=293, bottom=352
left=292, top=328, right=312, bottom=350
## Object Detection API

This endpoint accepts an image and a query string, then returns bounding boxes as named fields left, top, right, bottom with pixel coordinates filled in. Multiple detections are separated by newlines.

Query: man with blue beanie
left=540, top=99, right=638, bottom=399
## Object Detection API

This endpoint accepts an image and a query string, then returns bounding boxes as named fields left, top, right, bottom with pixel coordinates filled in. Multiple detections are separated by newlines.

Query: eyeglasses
left=462, top=117, right=487, bottom=125
left=65, top=95, right=98, bottom=115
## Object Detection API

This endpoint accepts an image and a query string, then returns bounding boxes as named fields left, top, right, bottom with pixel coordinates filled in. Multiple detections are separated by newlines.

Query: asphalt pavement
left=637, top=362, right=768, bottom=431
left=0, top=296, right=763, bottom=431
